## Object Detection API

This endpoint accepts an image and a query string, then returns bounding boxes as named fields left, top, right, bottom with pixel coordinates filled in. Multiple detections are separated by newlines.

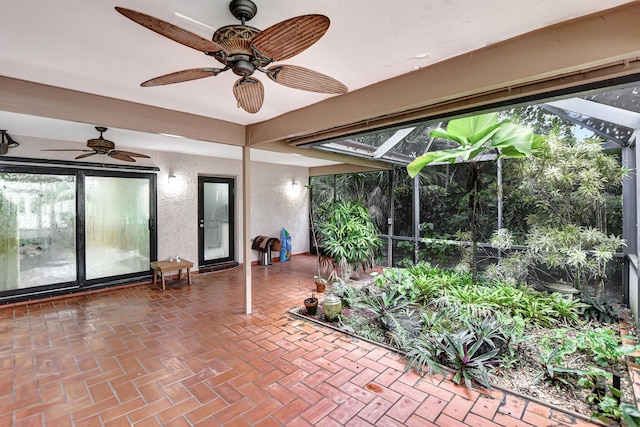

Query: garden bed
left=291, top=265, right=640, bottom=424
left=291, top=304, right=635, bottom=422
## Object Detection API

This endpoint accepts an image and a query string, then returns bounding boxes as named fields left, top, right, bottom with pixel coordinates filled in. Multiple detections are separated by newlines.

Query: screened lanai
left=306, top=82, right=640, bottom=321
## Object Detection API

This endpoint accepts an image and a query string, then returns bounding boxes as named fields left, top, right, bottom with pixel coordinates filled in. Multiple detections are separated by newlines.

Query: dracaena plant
left=317, top=199, right=381, bottom=279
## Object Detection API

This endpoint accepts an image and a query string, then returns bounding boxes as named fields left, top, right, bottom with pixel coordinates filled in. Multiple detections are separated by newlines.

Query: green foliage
left=404, top=336, right=443, bottom=378
left=548, top=294, right=588, bottom=325
left=513, top=136, right=626, bottom=230
left=338, top=313, right=385, bottom=343
left=330, top=278, right=360, bottom=308
left=620, top=403, right=640, bottom=427
left=579, top=291, right=619, bottom=324
left=532, top=348, right=584, bottom=391
left=436, top=329, right=501, bottom=391
left=500, top=135, right=627, bottom=298
left=574, top=329, right=637, bottom=367
left=353, top=286, right=411, bottom=325
left=372, top=268, right=422, bottom=302
left=326, top=261, right=635, bottom=411
left=526, top=225, right=625, bottom=292
left=407, top=114, right=536, bottom=177
left=593, top=395, right=623, bottom=423
left=317, top=199, right=382, bottom=278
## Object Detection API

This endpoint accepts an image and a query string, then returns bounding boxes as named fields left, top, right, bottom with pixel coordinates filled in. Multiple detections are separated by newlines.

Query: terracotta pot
left=315, top=280, right=326, bottom=293
left=304, top=297, right=318, bottom=315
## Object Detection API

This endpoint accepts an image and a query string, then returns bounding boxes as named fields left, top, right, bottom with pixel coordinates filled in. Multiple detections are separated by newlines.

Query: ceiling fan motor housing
left=231, top=56, right=255, bottom=76
left=229, top=0, right=257, bottom=23
left=211, top=25, right=267, bottom=76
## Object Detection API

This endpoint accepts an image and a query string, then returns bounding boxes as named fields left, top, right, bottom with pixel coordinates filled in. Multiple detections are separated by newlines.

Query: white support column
left=242, top=145, right=252, bottom=314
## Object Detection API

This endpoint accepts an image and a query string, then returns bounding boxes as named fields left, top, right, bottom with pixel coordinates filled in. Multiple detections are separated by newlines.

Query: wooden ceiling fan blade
left=267, top=65, right=347, bottom=94
left=112, top=150, right=150, bottom=159
left=233, top=77, right=264, bottom=114
left=109, top=152, right=136, bottom=162
left=251, top=15, right=329, bottom=61
left=41, top=149, right=93, bottom=152
left=141, top=68, right=220, bottom=87
left=75, top=152, right=98, bottom=160
left=115, top=7, right=227, bottom=54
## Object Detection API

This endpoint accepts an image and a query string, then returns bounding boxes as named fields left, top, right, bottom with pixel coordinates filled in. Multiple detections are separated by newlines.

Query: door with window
left=198, top=176, right=235, bottom=266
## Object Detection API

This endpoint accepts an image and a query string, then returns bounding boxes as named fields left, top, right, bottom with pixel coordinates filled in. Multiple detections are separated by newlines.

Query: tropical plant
left=373, top=268, right=423, bottom=302
left=407, top=112, right=540, bottom=284
left=353, top=287, right=411, bottom=326
left=436, top=329, right=501, bottom=390
left=465, top=316, right=509, bottom=355
left=574, top=329, right=637, bottom=367
left=579, top=291, right=619, bottom=324
left=317, top=199, right=382, bottom=279
left=404, top=336, right=443, bottom=378
left=620, top=403, right=640, bottom=427
left=506, top=135, right=627, bottom=297
left=532, top=347, right=583, bottom=391
left=338, top=311, right=385, bottom=343
left=329, top=278, right=360, bottom=307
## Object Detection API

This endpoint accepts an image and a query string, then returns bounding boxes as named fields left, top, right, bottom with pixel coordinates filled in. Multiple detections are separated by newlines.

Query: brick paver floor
left=0, top=255, right=601, bottom=426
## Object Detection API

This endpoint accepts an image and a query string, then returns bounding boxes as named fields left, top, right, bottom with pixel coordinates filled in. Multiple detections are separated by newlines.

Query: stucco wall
left=250, top=161, right=309, bottom=262
left=2, top=136, right=310, bottom=271
left=153, top=151, right=310, bottom=266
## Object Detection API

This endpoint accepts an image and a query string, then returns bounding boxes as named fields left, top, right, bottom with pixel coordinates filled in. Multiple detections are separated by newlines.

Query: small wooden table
left=150, top=259, right=193, bottom=290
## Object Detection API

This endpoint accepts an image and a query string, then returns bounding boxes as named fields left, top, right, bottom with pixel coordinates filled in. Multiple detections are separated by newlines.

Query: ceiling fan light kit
left=115, top=0, right=347, bottom=113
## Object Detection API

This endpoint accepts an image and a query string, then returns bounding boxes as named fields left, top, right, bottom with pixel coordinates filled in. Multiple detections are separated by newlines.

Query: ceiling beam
left=0, top=76, right=246, bottom=147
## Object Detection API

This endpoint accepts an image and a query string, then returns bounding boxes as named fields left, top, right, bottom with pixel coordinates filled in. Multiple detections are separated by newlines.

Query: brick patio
left=0, top=255, right=602, bottom=426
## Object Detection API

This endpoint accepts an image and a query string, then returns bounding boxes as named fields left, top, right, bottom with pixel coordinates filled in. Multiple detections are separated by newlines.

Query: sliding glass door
left=0, top=166, right=156, bottom=300
left=84, top=175, right=151, bottom=281
left=0, top=171, right=77, bottom=291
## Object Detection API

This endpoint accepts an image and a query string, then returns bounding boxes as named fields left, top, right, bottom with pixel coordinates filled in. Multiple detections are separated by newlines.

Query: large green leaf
left=429, top=129, right=467, bottom=146
left=492, top=122, right=533, bottom=158
left=407, top=113, right=541, bottom=178
left=407, top=148, right=465, bottom=178
left=446, top=113, right=499, bottom=144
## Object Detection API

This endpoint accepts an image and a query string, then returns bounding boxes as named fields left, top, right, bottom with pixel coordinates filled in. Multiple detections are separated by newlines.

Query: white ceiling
left=0, top=0, right=634, bottom=164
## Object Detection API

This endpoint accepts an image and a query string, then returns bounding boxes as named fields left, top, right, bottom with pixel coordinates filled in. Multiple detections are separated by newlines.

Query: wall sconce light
left=292, top=181, right=299, bottom=188
left=168, top=173, right=176, bottom=183
left=0, top=130, right=20, bottom=155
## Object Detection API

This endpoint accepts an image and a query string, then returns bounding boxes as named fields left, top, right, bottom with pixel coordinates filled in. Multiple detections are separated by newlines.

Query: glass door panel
left=85, top=176, right=150, bottom=280
left=199, top=177, right=234, bottom=266
left=0, top=172, right=76, bottom=291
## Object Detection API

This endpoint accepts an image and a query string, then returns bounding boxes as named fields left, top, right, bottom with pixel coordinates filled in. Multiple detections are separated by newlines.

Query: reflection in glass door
left=199, top=177, right=234, bottom=266
left=0, top=172, right=77, bottom=291
left=85, top=175, right=151, bottom=280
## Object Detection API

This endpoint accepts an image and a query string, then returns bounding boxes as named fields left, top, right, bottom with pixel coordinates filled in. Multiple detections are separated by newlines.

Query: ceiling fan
left=42, top=127, right=150, bottom=162
left=115, top=0, right=348, bottom=114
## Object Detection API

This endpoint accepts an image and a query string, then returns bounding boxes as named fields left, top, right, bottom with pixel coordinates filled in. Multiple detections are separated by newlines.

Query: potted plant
left=314, top=255, right=338, bottom=292
left=304, top=291, right=318, bottom=315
